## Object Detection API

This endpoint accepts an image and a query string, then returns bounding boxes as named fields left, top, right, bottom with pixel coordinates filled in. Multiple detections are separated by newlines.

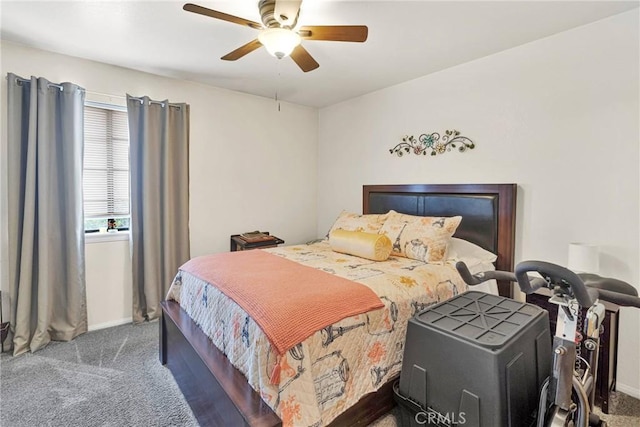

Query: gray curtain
left=127, top=95, right=190, bottom=323
left=6, top=73, right=87, bottom=355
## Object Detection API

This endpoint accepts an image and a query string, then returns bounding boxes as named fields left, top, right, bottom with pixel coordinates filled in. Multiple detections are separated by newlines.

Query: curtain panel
left=6, top=73, right=87, bottom=355
left=127, top=95, right=190, bottom=323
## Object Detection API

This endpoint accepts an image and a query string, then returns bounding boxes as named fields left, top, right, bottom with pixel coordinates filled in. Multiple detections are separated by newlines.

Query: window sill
left=85, top=231, right=130, bottom=244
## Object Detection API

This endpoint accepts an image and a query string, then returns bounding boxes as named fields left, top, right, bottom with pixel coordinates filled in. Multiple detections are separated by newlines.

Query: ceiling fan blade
left=290, top=45, right=319, bottom=72
left=298, top=25, right=368, bottom=42
left=183, top=3, right=262, bottom=30
left=221, top=39, right=263, bottom=61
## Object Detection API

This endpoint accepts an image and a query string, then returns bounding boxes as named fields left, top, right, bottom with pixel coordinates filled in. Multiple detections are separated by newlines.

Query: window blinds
left=83, top=105, right=130, bottom=218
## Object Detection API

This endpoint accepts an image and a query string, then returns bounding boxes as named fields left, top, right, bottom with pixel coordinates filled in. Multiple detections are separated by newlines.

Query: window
left=83, top=103, right=130, bottom=232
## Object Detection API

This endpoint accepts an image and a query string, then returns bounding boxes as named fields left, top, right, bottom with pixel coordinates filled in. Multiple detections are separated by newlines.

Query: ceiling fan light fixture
left=258, top=27, right=301, bottom=59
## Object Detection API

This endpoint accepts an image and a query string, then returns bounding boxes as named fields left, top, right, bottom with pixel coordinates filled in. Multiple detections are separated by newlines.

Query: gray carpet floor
left=1, top=322, right=639, bottom=426
left=0, top=321, right=198, bottom=427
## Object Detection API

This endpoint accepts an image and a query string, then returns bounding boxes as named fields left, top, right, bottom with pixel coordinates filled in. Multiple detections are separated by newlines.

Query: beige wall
left=0, top=41, right=319, bottom=330
left=85, top=239, right=132, bottom=329
left=317, top=11, right=640, bottom=396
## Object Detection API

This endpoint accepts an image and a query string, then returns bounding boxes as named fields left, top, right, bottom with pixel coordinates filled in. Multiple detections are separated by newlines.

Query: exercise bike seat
left=578, top=273, right=639, bottom=297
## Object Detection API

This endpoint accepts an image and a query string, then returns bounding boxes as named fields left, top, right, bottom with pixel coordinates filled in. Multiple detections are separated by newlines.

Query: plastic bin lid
left=415, top=291, right=544, bottom=348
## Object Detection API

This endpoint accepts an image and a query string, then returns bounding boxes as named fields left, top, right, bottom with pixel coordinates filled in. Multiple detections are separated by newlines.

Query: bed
left=160, top=183, right=517, bottom=426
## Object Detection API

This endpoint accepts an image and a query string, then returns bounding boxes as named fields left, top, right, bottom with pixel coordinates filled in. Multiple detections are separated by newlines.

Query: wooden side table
left=526, top=288, right=620, bottom=413
left=230, top=233, right=284, bottom=252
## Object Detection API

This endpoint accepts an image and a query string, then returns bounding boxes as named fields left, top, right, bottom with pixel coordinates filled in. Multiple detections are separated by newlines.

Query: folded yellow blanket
left=329, top=229, right=392, bottom=261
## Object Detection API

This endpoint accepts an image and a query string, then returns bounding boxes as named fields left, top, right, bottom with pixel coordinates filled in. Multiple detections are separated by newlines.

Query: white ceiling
left=1, top=1, right=638, bottom=108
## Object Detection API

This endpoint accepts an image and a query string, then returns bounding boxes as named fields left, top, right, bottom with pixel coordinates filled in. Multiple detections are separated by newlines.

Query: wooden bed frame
left=160, top=183, right=517, bottom=427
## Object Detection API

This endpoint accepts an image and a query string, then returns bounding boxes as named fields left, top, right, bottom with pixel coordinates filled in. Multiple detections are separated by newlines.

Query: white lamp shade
left=258, top=28, right=301, bottom=59
left=567, top=243, right=599, bottom=273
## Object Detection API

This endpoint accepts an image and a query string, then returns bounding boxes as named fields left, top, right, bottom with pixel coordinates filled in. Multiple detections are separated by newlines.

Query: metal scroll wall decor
left=389, top=130, right=475, bottom=157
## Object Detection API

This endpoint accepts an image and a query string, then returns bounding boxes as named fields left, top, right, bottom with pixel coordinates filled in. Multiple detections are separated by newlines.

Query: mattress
left=166, top=240, right=496, bottom=427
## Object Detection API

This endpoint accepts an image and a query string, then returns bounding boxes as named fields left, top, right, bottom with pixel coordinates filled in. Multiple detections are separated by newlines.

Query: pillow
left=379, top=211, right=461, bottom=263
left=447, top=237, right=497, bottom=267
left=328, top=210, right=389, bottom=235
left=329, top=229, right=392, bottom=261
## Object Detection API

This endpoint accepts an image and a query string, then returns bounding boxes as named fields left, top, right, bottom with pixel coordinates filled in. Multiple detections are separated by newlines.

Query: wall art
left=389, top=130, right=474, bottom=157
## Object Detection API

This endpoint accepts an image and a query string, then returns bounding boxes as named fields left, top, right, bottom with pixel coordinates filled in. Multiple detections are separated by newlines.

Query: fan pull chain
left=275, top=60, right=281, bottom=112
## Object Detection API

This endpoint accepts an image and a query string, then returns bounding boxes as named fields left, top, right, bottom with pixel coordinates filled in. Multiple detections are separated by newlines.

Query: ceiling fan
left=183, top=0, right=368, bottom=72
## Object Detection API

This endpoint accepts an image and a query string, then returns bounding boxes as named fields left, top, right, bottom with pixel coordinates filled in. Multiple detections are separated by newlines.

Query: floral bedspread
left=167, top=241, right=479, bottom=427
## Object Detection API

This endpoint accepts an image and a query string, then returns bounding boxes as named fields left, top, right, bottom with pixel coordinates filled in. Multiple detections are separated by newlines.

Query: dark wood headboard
left=363, top=184, right=517, bottom=298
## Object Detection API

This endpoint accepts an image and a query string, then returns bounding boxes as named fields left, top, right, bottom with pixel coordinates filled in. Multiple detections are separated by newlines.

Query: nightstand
left=526, top=288, right=620, bottom=413
left=230, top=233, right=284, bottom=251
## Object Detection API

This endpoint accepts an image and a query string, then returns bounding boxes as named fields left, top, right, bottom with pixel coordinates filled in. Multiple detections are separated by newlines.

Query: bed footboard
left=160, top=300, right=395, bottom=427
left=160, top=300, right=282, bottom=427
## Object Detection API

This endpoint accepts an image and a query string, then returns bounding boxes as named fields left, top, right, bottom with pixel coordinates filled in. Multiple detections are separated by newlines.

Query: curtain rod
left=86, top=91, right=181, bottom=108
left=128, top=96, right=182, bottom=109
left=8, top=77, right=182, bottom=108
left=7, top=75, right=66, bottom=91
left=84, top=91, right=180, bottom=109
left=85, top=90, right=126, bottom=100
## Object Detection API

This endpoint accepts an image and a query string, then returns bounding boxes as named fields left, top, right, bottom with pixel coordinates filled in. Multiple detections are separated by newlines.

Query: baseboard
left=88, top=317, right=132, bottom=332
left=615, top=382, right=640, bottom=400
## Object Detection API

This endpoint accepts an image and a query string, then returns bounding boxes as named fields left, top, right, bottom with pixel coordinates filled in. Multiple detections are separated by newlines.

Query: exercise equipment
left=395, top=259, right=640, bottom=427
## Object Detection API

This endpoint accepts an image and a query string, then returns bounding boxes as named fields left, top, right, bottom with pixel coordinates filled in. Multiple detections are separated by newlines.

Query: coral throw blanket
left=180, top=250, right=384, bottom=355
